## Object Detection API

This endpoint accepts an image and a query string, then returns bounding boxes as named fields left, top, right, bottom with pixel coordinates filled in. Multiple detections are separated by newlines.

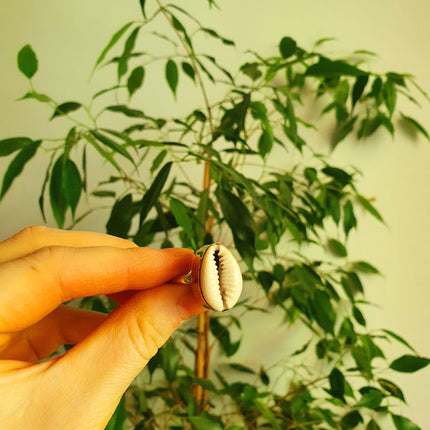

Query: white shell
left=198, top=243, right=242, bottom=312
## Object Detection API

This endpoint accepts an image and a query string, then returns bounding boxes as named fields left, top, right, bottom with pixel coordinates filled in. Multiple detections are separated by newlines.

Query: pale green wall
left=1, top=1, right=429, bottom=428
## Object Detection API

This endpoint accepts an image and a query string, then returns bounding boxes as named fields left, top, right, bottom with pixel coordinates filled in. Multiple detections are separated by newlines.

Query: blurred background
left=0, top=0, right=429, bottom=427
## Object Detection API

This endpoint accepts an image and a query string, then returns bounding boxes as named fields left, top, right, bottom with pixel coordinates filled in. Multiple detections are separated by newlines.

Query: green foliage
left=50, top=102, right=82, bottom=120
left=1, top=1, right=429, bottom=429
left=1, top=139, right=41, bottom=200
left=390, top=355, right=430, bottom=373
left=392, top=414, right=421, bottom=430
left=105, top=395, right=127, bottom=430
left=17, top=44, right=38, bottom=79
left=165, top=59, right=179, bottom=98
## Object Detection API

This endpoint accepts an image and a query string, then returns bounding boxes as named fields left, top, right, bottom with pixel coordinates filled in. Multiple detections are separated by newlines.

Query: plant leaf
left=49, top=155, right=68, bottom=228
left=81, top=146, right=87, bottom=192
left=150, top=150, right=167, bottom=174
left=106, top=194, right=134, bottom=238
left=322, top=166, right=351, bottom=187
left=17, top=44, right=38, bottom=79
left=82, top=134, right=122, bottom=173
left=356, top=388, right=384, bottom=409
left=168, top=12, right=193, bottom=49
left=382, top=329, right=417, bottom=353
left=389, top=355, right=430, bottom=373
left=105, top=395, right=127, bottom=430
left=127, top=66, right=145, bottom=97
left=228, top=363, right=256, bottom=375
left=253, top=399, right=281, bottom=429
left=391, top=414, right=421, bottom=430
left=117, top=26, right=140, bottom=80
left=216, top=187, right=256, bottom=267
left=195, top=57, right=215, bottom=82
left=62, top=158, right=82, bottom=217
left=203, top=55, right=234, bottom=84
left=328, top=368, right=345, bottom=401
left=383, top=79, right=397, bottom=117
left=50, top=102, right=82, bottom=120
left=139, top=162, right=172, bottom=226
left=313, top=37, right=336, bottom=48
left=341, top=410, right=363, bottom=429
left=189, top=416, right=223, bottom=430
left=92, top=190, right=116, bottom=198
left=19, top=91, right=52, bottom=103
left=93, top=21, right=134, bottom=72
left=138, top=0, right=146, bottom=18
left=160, top=341, right=180, bottom=383
left=258, top=127, right=273, bottom=158
left=333, top=116, right=357, bottom=146
left=1, top=140, right=41, bottom=200
left=378, top=378, right=405, bottom=402
left=352, top=75, right=369, bottom=109
left=91, top=130, right=134, bottom=164
left=279, top=36, right=297, bottom=59
left=182, top=61, right=196, bottom=82
left=357, top=194, right=384, bottom=223
left=311, top=289, right=336, bottom=333
left=400, top=114, right=430, bottom=141
left=165, top=59, right=179, bottom=98
left=353, top=260, right=380, bottom=274
left=39, top=152, right=55, bottom=223
left=0, top=137, right=32, bottom=157
left=100, top=129, right=133, bottom=146
left=353, top=306, right=366, bottom=326
left=306, top=57, right=368, bottom=77
left=92, top=85, right=122, bottom=100
left=106, top=104, right=146, bottom=118
left=327, top=238, right=347, bottom=257
left=64, top=127, right=78, bottom=159
left=366, top=419, right=382, bottom=430
left=343, top=200, right=357, bottom=237
left=240, top=62, right=262, bottom=81
left=257, top=271, right=274, bottom=293
left=200, top=27, right=235, bottom=46
left=169, top=197, right=196, bottom=248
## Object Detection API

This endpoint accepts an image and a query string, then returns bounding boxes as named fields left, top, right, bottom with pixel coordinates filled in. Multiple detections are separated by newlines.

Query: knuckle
left=17, top=225, right=49, bottom=245
left=28, top=245, right=68, bottom=301
left=34, top=245, right=66, bottom=262
left=126, top=314, right=166, bottom=362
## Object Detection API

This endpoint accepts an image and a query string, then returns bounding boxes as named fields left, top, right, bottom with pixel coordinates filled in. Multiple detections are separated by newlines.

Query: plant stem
left=155, top=0, right=217, bottom=410
left=195, top=313, right=206, bottom=408
left=195, top=161, right=212, bottom=411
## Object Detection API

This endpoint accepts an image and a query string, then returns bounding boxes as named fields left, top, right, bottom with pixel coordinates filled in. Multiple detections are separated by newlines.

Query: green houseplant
left=1, top=1, right=430, bottom=428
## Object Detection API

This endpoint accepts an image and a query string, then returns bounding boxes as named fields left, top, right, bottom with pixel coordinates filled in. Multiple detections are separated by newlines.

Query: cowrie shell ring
left=196, top=243, right=242, bottom=312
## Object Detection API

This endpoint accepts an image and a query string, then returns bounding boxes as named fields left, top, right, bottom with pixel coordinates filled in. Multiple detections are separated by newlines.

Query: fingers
left=42, top=283, right=205, bottom=429
left=0, top=225, right=137, bottom=263
left=0, top=306, right=107, bottom=362
left=0, top=246, right=195, bottom=332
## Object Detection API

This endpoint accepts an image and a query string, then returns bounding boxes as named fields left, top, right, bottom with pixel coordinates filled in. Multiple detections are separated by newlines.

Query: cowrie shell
left=197, top=243, right=242, bottom=312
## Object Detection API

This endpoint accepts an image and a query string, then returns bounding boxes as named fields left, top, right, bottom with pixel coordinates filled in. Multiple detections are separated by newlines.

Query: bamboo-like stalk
left=195, top=313, right=206, bottom=407
left=202, top=310, right=211, bottom=405
left=155, top=0, right=215, bottom=410
left=195, top=161, right=212, bottom=411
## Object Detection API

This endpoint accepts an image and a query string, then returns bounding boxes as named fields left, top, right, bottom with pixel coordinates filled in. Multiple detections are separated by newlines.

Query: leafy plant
left=1, top=1, right=430, bottom=429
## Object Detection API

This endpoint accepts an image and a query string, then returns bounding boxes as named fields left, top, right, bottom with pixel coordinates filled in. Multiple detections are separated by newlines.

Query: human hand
left=0, top=226, right=204, bottom=430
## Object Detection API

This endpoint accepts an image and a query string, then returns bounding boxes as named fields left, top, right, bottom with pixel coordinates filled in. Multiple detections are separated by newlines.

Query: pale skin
left=0, top=226, right=205, bottom=430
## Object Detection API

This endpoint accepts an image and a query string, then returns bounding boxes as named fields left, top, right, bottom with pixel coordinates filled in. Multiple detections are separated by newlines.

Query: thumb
left=43, top=283, right=204, bottom=429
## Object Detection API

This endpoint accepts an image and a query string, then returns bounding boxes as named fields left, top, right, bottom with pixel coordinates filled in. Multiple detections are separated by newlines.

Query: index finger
left=0, top=246, right=195, bottom=332
left=0, top=225, right=137, bottom=263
